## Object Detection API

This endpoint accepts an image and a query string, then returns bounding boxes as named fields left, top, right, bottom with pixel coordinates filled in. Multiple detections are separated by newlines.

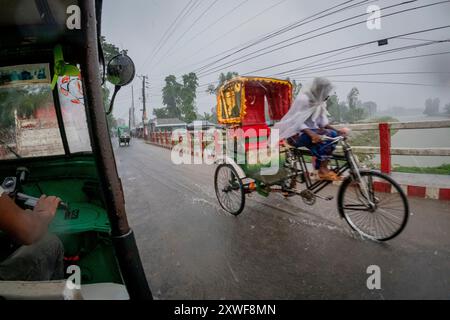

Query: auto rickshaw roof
left=0, top=0, right=102, bottom=61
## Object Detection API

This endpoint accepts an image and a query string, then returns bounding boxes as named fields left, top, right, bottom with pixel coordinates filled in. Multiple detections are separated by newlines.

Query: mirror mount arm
left=106, top=85, right=121, bottom=116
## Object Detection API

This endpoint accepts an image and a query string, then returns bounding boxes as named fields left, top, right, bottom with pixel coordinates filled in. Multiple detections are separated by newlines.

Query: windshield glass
left=0, top=63, right=65, bottom=159
left=57, top=75, right=92, bottom=153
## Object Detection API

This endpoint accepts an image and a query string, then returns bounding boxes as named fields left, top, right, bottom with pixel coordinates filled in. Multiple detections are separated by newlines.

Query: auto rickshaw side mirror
left=106, top=54, right=136, bottom=115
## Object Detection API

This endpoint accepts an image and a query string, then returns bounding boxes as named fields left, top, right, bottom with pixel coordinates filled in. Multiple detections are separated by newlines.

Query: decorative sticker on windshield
left=59, top=75, right=84, bottom=106
left=0, top=64, right=51, bottom=88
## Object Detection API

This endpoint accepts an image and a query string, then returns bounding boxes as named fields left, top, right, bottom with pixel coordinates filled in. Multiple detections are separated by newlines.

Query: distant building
left=187, top=120, right=220, bottom=131
left=149, top=118, right=187, bottom=132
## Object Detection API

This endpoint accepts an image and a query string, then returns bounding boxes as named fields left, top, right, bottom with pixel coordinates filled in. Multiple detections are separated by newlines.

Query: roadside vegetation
left=393, top=164, right=450, bottom=175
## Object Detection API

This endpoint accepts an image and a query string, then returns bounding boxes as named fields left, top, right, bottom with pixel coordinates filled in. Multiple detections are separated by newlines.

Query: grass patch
left=393, top=164, right=450, bottom=175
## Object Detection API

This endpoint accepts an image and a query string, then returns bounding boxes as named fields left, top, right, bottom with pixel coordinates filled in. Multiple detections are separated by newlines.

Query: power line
left=195, top=41, right=450, bottom=91
left=169, top=0, right=252, bottom=56
left=151, top=0, right=221, bottom=70
left=193, top=0, right=372, bottom=74
left=291, top=71, right=450, bottom=78
left=398, top=36, right=445, bottom=42
left=149, top=0, right=205, bottom=71
left=280, top=40, right=449, bottom=78
left=174, top=39, right=450, bottom=93
left=141, top=0, right=196, bottom=69
left=285, top=44, right=369, bottom=75
left=146, top=2, right=450, bottom=94
left=170, top=0, right=290, bottom=75
left=281, top=50, right=450, bottom=78
left=196, top=0, right=413, bottom=76
left=198, top=0, right=449, bottom=77
left=293, top=78, right=450, bottom=87
left=141, top=0, right=201, bottom=69
left=241, top=24, right=450, bottom=76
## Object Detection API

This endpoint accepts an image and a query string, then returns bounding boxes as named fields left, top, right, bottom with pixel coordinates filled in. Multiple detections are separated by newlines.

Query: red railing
left=145, top=120, right=450, bottom=174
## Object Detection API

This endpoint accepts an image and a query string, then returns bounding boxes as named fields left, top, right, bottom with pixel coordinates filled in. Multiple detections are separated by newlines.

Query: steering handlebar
left=320, top=135, right=346, bottom=144
left=16, top=193, right=69, bottom=212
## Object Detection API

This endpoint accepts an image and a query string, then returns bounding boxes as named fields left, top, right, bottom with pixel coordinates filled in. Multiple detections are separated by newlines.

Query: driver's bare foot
left=318, top=171, right=342, bottom=181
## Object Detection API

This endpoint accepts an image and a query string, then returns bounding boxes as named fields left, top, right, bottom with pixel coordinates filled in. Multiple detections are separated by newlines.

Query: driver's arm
left=0, top=191, right=60, bottom=245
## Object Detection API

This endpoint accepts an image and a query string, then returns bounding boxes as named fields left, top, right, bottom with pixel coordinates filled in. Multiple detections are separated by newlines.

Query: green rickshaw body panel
left=228, top=134, right=290, bottom=185
left=240, top=153, right=289, bottom=186
left=0, top=155, right=123, bottom=285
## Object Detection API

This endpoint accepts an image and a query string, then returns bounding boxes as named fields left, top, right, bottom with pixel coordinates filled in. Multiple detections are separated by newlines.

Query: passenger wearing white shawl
left=274, top=78, right=349, bottom=181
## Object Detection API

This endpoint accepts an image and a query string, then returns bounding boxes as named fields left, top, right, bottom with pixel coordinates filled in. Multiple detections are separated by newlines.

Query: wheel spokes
left=342, top=174, right=407, bottom=240
left=216, top=166, right=243, bottom=213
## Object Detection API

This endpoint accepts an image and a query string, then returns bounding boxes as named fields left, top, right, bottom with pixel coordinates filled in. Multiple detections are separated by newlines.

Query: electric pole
left=129, top=86, right=133, bottom=130
left=140, top=75, right=149, bottom=139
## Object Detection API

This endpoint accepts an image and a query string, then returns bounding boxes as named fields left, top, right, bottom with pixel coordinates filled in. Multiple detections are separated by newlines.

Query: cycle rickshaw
left=214, top=77, right=409, bottom=241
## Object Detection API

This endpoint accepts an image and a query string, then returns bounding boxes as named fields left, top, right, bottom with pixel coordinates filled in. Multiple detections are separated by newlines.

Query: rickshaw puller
left=275, top=78, right=349, bottom=182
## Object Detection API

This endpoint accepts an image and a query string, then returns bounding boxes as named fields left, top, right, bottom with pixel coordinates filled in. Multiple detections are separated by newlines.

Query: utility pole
left=128, top=86, right=136, bottom=130
left=140, top=75, right=149, bottom=139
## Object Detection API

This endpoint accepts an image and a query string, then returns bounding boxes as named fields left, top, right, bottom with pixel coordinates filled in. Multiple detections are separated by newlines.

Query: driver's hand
left=33, top=195, right=61, bottom=224
left=339, top=128, right=351, bottom=136
left=311, top=134, right=323, bottom=144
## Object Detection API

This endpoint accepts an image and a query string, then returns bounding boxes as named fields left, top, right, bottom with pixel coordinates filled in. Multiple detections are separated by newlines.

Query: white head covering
left=274, top=78, right=333, bottom=140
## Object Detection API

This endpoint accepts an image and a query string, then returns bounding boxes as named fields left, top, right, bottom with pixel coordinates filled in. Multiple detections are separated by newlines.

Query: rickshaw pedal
left=317, top=195, right=334, bottom=201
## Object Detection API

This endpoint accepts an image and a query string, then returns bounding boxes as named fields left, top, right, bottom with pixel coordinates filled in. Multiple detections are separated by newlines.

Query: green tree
left=362, top=101, right=378, bottom=118
left=207, top=72, right=239, bottom=95
left=160, top=73, right=199, bottom=123
left=100, top=36, right=128, bottom=61
left=205, top=72, right=238, bottom=124
left=285, top=78, right=302, bottom=99
left=153, top=107, right=170, bottom=119
left=424, top=98, right=440, bottom=116
left=349, top=116, right=399, bottom=164
left=445, top=103, right=450, bottom=115
left=200, top=112, right=213, bottom=122
left=347, top=87, right=359, bottom=110
left=162, top=75, right=182, bottom=119
left=346, top=87, right=366, bottom=123
left=208, top=107, right=218, bottom=124
left=326, top=93, right=341, bottom=123
left=0, top=86, right=52, bottom=127
left=180, top=73, right=199, bottom=123
left=100, top=37, right=125, bottom=130
left=101, top=85, right=117, bottom=129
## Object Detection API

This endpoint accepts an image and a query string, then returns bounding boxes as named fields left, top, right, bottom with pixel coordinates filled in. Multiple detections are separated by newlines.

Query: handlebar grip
left=16, top=193, right=68, bottom=210
left=321, top=136, right=344, bottom=143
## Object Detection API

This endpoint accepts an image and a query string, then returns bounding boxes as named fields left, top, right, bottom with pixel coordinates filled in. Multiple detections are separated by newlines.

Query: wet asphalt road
left=114, top=139, right=450, bottom=300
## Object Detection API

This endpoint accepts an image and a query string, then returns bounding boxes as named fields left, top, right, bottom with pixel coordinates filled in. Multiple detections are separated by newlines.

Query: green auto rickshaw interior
left=0, top=1, right=124, bottom=286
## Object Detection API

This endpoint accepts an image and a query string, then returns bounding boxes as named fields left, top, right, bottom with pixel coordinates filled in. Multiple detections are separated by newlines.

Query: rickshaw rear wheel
left=214, top=164, right=245, bottom=216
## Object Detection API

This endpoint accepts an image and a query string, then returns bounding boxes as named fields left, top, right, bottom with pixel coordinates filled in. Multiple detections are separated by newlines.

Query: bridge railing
left=335, top=120, right=450, bottom=174
left=146, top=119, right=450, bottom=174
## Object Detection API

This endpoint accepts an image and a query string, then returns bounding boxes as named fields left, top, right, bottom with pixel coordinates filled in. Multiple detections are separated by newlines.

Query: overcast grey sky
left=101, top=0, right=450, bottom=122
